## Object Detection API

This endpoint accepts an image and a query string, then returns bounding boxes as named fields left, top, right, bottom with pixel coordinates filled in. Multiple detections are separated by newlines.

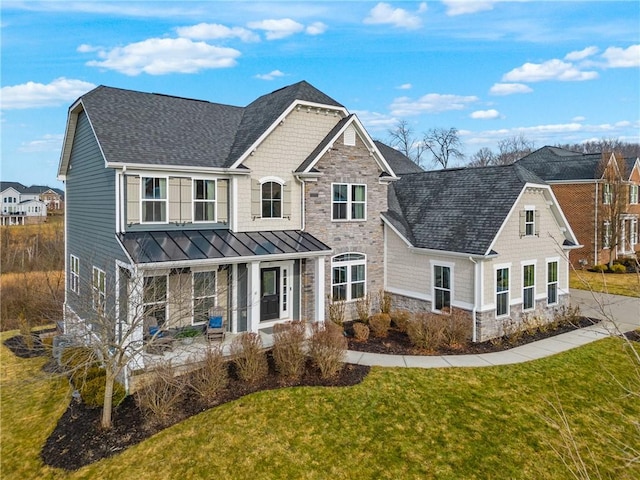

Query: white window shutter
left=126, top=176, right=140, bottom=225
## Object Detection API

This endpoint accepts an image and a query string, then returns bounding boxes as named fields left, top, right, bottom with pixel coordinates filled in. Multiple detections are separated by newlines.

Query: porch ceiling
left=118, top=229, right=331, bottom=264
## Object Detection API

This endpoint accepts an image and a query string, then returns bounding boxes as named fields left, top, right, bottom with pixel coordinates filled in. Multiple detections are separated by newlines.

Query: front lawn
left=1, top=329, right=639, bottom=479
left=570, top=270, right=640, bottom=297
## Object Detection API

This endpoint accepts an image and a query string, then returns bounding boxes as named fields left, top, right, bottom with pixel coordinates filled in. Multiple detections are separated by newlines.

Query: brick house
left=517, top=146, right=640, bottom=267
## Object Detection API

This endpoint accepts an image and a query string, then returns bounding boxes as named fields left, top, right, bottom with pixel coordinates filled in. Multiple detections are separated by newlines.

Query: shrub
left=352, top=322, right=370, bottom=342
left=391, top=309, right=411, bottom=333
left=442, top=310, right=471, bottom=348
left=135, top=362, right=186, bottom=421
left=378, top=289, right=392, bottom=314
left=407, top=312, right=446, bottom=351
left=592, top=264, right=608, bottom=272
left=327, top=296, right=346, bottom=327
left=354, top=294, right=371, bottom=323
left=610, top=263, right=626, bottom=273
left=17, top=312, right=34, bottom=350
left=230, top=332, right=268, bottom=384
left=554, top=304, right=582, bottom=327
left=80, top=376, right=126, bottom=409
left=272, top=321, right=307, bottom=381
left=369, top=313, right=391, bottom=338
left=188, top=346, right=228, bottom=402
left=309, top=322, right=347, bottom=379
left=61, top=346, right=100, bottom=383
left=72, top=365, right=107, bottom=388
left=503, top=318, right=524, bottom=345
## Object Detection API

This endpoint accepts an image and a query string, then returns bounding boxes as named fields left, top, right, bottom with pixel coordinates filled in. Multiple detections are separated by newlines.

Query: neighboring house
left=26, top=185, right=65, bottom=211
left=517, top=146, right=640, bottom=267
left=0, top=181, right=49, bottom=225
left=383, top=164, right=580, bottom=342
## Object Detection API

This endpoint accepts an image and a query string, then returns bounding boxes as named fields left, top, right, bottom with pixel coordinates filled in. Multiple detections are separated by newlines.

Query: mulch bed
left=1, top=315, right=617, bottom=471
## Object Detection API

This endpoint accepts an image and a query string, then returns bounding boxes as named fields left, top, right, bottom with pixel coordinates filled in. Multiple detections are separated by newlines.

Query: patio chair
left=206, top=307, right=225, bottom=342
left=144, top=317, right=174, bottom=354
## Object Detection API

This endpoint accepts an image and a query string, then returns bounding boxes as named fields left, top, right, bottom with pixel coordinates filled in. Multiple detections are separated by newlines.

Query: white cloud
left=363, top=2, right=425, bottom=30
left=390, top=93, right=478, bottom=116
left=572, top=116, right=586, bottom=122
left=255, top=70, right=286, bottom=80
left=77, top=44, right=102, bottom=53
left=306, top=22, right=327, bottom=35
left=502, top=59, right=598, bottom=82
left=564, top=46, right=599, bottom=61
left=352, top=110, right=397, bottom=132
left=489, top=83, right=533, bottom=96
left=442, top=1, right=496, bottom=16
left=601, top=44, right=640, bottom=68
left=85, top=38, right=241, bottom=76
left=18, top=134, right=64, bottom=153
left=397, top=83, right=412, bottom=90
left=470, top=109, right=500, bottom=120
left=247, top=18, right=304, bottom=40
left=176, top=23, right=259, bottom=42
left=1, top=77, right=96, bottom=110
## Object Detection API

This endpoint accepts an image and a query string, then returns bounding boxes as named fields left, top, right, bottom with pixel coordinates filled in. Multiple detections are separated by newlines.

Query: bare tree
left=423, top=127, right=464, bottom=169
left=467, top=147, right=496, bottom=167
left=494, top=134, right=534, bottom=165
left=387, top=120, right=425, bottom=167
left=556, top=139, right=640, bottom=159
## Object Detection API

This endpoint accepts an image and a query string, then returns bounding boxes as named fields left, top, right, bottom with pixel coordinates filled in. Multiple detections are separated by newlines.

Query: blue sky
left=1, top=1, right=639, bottom=189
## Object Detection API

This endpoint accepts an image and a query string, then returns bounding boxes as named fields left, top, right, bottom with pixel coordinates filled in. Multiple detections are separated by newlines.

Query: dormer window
left=519, top=207, right=539, bottom=237
left=142, top=177, right=167, bottom=223
left=193, top=179, right=216, bottom=222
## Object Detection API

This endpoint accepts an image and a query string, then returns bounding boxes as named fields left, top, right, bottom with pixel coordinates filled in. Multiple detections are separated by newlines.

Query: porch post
left=128, top=269, right=145, bottom=370
left=248, top=261, right=260, bottom=333
left=231, top=263, right=238, bottom=333
left=314, top=256, right=325, bottom=323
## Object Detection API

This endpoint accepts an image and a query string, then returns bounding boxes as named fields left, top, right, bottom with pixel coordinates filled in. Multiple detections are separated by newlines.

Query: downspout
left=469, top=256, right=478, bottom=343
left=594, top=182, right=599, bottom=265
left=300, top=179, right=305, bottom=231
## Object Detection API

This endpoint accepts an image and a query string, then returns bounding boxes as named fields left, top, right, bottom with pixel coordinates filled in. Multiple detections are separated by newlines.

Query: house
left=26, top=185, right=65, bottom=211
left=383, top=164, right=580, bottom=341
left=517, top=146, right=640, bottom=267
left=0, top=181, right=49, bottom=225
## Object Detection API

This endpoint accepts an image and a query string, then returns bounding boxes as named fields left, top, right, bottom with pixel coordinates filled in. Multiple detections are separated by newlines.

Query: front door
left=260, top=267, right=280, bottom=321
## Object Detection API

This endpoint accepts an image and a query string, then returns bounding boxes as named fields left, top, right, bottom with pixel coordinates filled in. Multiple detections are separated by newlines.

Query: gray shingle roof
left=1, top=182, right=64, bottom=196
left=0, top=182, right=26, bottom=193
left=386, top=164, right=547, bottom=255
left=516, top=146, right=604, bottom=181
left=77, top=81, right=343, bottom=170
left=374, top=141, right=424, bottom=175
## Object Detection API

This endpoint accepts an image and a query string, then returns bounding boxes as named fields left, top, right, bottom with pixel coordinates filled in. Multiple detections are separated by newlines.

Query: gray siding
left=65, top=111, right=129, bottom=320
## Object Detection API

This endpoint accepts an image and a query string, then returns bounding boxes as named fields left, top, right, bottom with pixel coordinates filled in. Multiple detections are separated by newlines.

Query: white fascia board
left=540, top=184, right=580, bottom=246
left=410, top=246, right=495, bottom=260
left=230, top=100, right=348, bottom=170
left=381, top=215, right=413, bottom=248
left=107, top=163, right=250, bottom=176
left=546, top=179, right=597, bottom=184
left=57, top=99, right=84, bottom=179
left=484, top=186, right=527, bottom=256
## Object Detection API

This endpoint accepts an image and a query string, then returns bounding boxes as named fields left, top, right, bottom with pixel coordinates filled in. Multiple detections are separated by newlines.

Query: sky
left=1, top=1, right=639, bottom=189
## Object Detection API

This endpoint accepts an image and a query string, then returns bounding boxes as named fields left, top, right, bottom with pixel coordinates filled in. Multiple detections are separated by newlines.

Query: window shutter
left=126, top=176, right=140, bottom=225
left=519, top=210, right=525, bottom=237
left=535, top=210, right=541, bottom=236
left=217, top=180, right=228, bottom=224
left=251, top=180, right=261, bottom=219
left=180, top=178, right=191, bottom=222
left=283, top=182, right=291, bottom=218
left=169, top=177, right=181, bottom=223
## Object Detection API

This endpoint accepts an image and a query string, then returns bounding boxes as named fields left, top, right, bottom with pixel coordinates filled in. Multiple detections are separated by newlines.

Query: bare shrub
left=327, top=295, right=346, bottom=327
left=555, top=304, right=582, bottom=327
left=442, top=309, right=471, bottom=348
left=135, top=362, right=186, bottom=421
left=378, top=289, right=392, bottom=314
left=407, top=312, right=446, bottom=351
left=272, top=321, right=307, bottom=381
left=309, top=321, right=347, bottom=379
left=188, top=346, right=228, bottom=402
left=18, top=312, right=34, bottom=350
left=503, top=318, right=524, bottom=345
left=369, top=313, right=391, bottom=338
left=230, top=332, right=268, bottom=384
left=391, top=309, right=411, bottom=333
left=354, top=293, right=371, bottom=323
left=352, top=322, right=370, bottom=342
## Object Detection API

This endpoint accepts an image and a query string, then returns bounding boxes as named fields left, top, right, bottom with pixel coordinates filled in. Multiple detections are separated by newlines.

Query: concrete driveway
left=570, top=288, right=640, bottom=333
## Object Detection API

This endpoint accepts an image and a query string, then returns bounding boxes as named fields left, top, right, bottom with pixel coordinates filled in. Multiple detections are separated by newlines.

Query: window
left=631, top=219, right=638, bottom=247
left=332, top=184, right=366, bottom=221
left=496, top=267, right=509, bottom=317
left=603, top=183, right=612, bottom=205
left=523, top=264, right=535, bottom=311
left=547, top=261, right=558, bottom=305
left=193, top=179, right=216, bottom=222
left=142, top=177, right=167, bottom=223
left=143, top=275, right=167, bottom=326
left=603, top=221, right=611, bottom=248
left=525, top=209, right=535, bottom=236
left=92, top=267, right=106, bottom=313
left=331, top=253, right=366, bottom=301
left=193, top=271, right=216, bottom=324
left=433, top=265, right=451, bottom=313
left=630, top=185, right=639, bottom=205
left=261, top=182, right=282, bottom=218
left=70, top=255, right=79, bottom=295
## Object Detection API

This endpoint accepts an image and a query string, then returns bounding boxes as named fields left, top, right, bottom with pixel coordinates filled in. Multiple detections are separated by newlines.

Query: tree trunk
left=101, top=372, right=115, bottom=429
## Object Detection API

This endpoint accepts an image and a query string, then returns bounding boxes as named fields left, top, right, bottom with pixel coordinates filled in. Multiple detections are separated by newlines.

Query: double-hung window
left=496, top=267, right=510, bottom=317
left=630, top=185, right=639, bottom=205
left=603, top=183, right=612, bottom=205
left=193, top=179, right=216, bottom=222
left=193, top=271, right=216, bottom=324
left=433, top=265, right=451, bottom=313
left=603, top=221, right=611, bottom=248
left=143, top=275, right=168, bottom=327
left=332, top=184, right=366, bottom=221
left=142, top=177, right=167, bottom=223
left=331, top=253, right=366, bottom=301
left=525, top=209, right=535, bottom=236
left=547, top=261, right=558, bottom=305
left=522, top=264, right=535, bottom=311
left=631, top=218, right=638, bottom=247
left=262, top=182, right=282, bottom=218
left=70, top=255, right=80, bottom=295
left=92, top=267, right=106, bottom=313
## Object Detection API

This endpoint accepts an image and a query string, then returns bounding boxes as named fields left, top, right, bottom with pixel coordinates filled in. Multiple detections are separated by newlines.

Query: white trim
left=521, top=261, right=536, bottom=312
left=494, top=264, right=511, bottom=318
left=231, top=176, right=238, bottom=232
left=259, top=177, right=285, bottom=220
left=330, top=252, right=367, bottom=302
left=430, top=260, right=454, bottom=314
left=192, top=177, right=217, bottom=223
left=331, top=182, right=367, bottom=222
left=69, top=254, right=80, bottom=295
left=386, top=286, right=431, bottom=302
left=107, top=162, right=252, bottom=176
left=140, top=175, right=169, bottom=224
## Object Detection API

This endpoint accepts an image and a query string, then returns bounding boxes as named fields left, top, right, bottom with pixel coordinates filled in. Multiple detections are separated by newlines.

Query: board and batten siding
left=480, top=187, right=569, bottom=309
left=385, top=226, right=475, bottom=309
left=65, top=111, right=129, bottom=319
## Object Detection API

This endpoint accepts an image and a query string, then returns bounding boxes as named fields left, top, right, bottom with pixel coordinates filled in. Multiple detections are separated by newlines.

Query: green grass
left=1, top=330, right=639, bottom=480
left=570, top=270, right=640, bottom=297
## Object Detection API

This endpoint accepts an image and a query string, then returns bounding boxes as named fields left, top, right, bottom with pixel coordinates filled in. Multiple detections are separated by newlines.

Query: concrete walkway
left=346, top=290, right=639, bottom=368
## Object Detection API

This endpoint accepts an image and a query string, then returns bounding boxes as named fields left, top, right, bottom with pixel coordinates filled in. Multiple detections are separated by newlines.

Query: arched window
left=261, top=181, right=282, bottom=218
left=331, top=253, right=366, bottom=301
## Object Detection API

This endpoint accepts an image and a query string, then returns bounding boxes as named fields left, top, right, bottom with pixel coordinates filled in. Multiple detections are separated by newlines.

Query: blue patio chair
left=206, top=307, right=225, bottom=342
